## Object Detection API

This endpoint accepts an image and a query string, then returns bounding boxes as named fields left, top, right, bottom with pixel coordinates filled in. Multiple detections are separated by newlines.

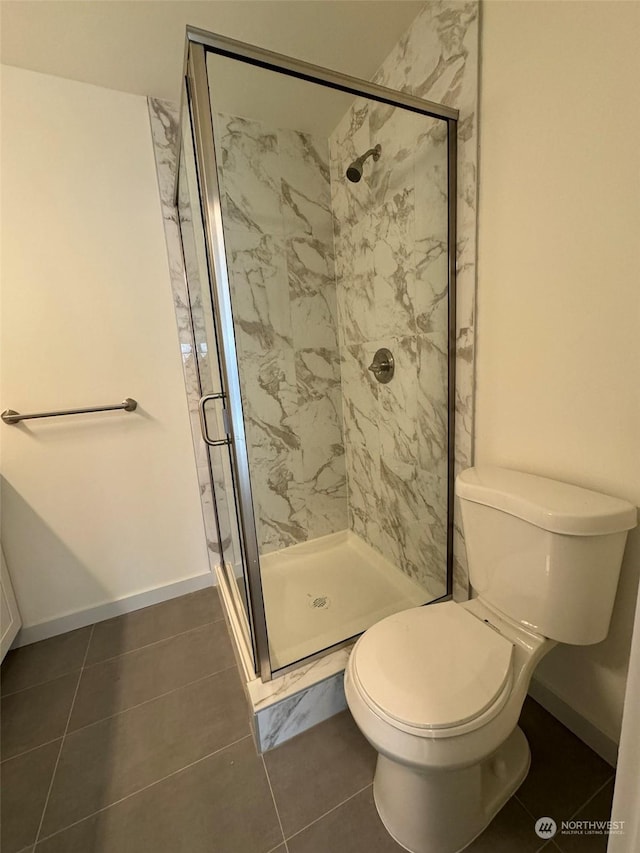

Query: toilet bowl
left=345, top=467, right=637, bottom=853
left=345, top=598, right=551, bottom=853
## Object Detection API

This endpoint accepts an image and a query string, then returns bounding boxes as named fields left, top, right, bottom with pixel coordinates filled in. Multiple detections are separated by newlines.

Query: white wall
left=609, top=577, right=640, bottom=850
left=1, top=65, right=210, bottom=634
left=477, top=1, right=640, bottom=744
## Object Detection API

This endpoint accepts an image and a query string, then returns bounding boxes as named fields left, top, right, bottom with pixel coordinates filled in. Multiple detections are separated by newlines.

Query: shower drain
left=308, top=594, right=331, bottom=610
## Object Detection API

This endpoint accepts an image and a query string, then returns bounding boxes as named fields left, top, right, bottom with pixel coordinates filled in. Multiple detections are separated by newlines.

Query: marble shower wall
left=330, top=0, right=479, bottom=598
left=175, top=116, right=244, bottom=576
left=213, top=113, right=348, bottom=554
left=148, top=98, right=224, bottom=568
left=329, top=101, right=449, bottom=595
left=149, top=97, right=248, bottom=581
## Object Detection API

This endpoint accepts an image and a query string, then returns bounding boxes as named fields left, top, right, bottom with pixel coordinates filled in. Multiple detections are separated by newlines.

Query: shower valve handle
left=367, top=348, right=395, bottom=384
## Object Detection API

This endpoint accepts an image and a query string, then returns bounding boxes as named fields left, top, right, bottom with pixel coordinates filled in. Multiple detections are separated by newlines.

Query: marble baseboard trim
left=255, top=670, right=347, bottom=751
left=12, top=572, right=215, bottom=648
left=528, top=676, right=618, bottom=767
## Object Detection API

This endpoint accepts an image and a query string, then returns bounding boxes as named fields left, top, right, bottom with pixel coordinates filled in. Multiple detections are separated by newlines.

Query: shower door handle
left=198, top=394, right=231, bottom=447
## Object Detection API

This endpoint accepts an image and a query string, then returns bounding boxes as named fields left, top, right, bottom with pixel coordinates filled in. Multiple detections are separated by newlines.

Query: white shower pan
left=261, top=530, right=441, bottom=670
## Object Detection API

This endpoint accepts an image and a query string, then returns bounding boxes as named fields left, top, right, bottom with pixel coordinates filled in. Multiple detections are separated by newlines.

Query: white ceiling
left=0, top=1, right=425, bottom=105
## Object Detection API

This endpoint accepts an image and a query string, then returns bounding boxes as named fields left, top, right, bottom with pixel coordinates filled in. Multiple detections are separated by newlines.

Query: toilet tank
left=456, top=467, right=637, bottom=645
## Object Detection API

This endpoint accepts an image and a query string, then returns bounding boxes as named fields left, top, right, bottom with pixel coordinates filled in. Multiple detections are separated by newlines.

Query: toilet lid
left=352, top=602, right=514, bottom=732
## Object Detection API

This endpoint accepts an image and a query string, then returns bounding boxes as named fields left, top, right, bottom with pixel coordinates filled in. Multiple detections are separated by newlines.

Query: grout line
left=64, top=663, right=238, bottom=737
left=513, top=791, right=537, bottom=820
left=539, top=841, right=563, bottom=853
left=34, top=623, right=95, bottom=846
left=34, top=734, right=253, bottom=846
left=522, top=772, right=615, bottom=853
left=534, top=842, right=559, bottom=853
left=1, top=735, right=65, bottom=765
left=1, top=612, right=226, bottom=698
left=261, top=754, right=289, bottom=853
left=1, top=666, right=84, bottom=700
left=564, top=772, right=616, bottom=822
left=284, top=781, right=373, bottom=843
left=0, top=625, right=93, bottom=696
left=515, top=796, right=555, bottom=850
left=82, top=617, right=226, bottom=670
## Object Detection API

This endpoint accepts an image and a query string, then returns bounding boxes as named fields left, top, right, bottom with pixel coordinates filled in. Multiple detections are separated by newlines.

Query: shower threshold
left=261, top=530, right=442, bottom=671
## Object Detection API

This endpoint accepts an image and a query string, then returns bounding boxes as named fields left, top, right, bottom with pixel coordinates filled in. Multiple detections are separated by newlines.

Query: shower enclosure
left=177, top=29, right=458, bottom=682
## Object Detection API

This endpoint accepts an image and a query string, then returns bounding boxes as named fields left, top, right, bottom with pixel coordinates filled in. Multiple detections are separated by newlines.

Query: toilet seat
left=350, top=602, right=514, bottom=738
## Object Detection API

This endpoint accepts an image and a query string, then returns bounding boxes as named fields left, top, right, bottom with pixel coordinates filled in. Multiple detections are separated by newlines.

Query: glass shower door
left=180, top=30, right=457, bottom=681
left=178, top=72, right=270, bottom=680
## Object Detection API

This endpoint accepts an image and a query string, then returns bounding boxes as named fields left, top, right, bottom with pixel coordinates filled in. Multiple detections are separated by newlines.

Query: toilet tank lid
left=456, top=467, right=637, bottom=535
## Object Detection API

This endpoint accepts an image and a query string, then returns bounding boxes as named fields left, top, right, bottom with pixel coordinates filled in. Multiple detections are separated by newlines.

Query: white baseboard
left=528, top=676, right=618, bottom=767
left=12, top=572, right=215, bottom=648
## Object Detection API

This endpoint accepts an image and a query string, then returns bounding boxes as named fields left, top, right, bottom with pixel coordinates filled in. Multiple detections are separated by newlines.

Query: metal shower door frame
left=185, top=44, right=271, bottom=682
left=184, top=29, right=459, bottom=683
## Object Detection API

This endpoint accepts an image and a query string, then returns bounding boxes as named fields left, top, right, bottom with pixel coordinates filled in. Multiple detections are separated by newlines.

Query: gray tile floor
left=1, top=588, right=616, bottom=853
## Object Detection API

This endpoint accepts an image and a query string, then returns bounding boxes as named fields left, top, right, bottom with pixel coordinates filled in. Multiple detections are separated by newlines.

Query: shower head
left=346, top=144, right=382, bottom=183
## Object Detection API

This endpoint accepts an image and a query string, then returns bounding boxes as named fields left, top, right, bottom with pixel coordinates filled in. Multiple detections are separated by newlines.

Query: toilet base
left=373, top=726, right=531, bottom=853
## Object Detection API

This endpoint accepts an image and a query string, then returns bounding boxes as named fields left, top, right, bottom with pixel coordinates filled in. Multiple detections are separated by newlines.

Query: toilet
left=345, top=466, right=637, bottom=853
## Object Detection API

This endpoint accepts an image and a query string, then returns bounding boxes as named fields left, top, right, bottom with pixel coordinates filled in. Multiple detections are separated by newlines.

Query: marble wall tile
left=246, top=647, right=351, bottom=750
left=198, top=477, right=221, bottom=558
left=372, top=190, right=417, bottom=340
left=414, top=130, right=449, bottom=336
left=377, top=458, right=421, bottom=577
left=227, top=230, right=292, bottom=353
left=417, top=332, right=449, bottom=478
left=214, top=113, right=283, bottom=236
left=331, top=136, right=444, bottom=593
left=377, top=335, right=419, bottom=468
left=149, top=97, right=264, bottom=583
left=255, top=671, right=347, bottom=752
left=340, top=344, right=380, bottom=462
left=329, top=99, right=372, bottom=239
left=148, top=97, right=219, bottom=575
left=335, top=217, right=377, bottom=347
left=188, top=409, right=209, bottom=469
left=340, top=343, right=382, bottom=551
left=209, top=447, right=243, bottom=567
left=329, top=0, right=479, bottom=598
left=238, top=347, right=305, bottom=552
left=378, top=459, right=447, bottom=596
left=372, top=1, right=476, bottom=106
left=367, top=103, right=421, bottom=209
left=295, top=346, right=347, bottom=540
left=287, top=236, right=338, bottom=352
left=216, top=111, right=348, bottom=554
left=148, top=98, right=180, bottom=209
left=454, top=324, right=474, bottom=473
left=224, top=224, right=304, bottom=554
left=278, top=128, right=332, bottom=240
left=407, top=476, right=448, bottom=596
